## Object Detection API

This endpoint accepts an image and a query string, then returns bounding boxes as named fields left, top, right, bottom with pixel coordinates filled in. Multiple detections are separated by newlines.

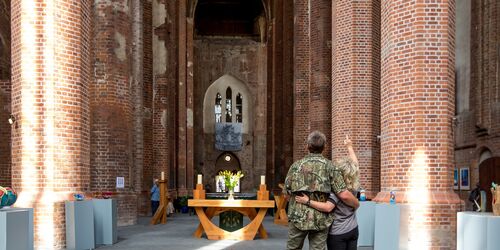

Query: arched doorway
left=479, top=157, right=500, bottom=212
left=215, top=152, right=241, bottom=173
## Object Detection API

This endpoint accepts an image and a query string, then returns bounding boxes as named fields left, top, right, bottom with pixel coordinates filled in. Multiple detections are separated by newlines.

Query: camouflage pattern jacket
left=284, top=153, right=348, bottom=231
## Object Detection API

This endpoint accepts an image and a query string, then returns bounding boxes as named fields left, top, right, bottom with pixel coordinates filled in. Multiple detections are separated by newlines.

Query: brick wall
left=10, top=1, right=92, bottom=248
left=0, top=0, right=10, bottom=187
left=0, top=80, right=10, bottom=187
left=0, top=0, right=10, bottom=80
left=454, top=0, right=500, bottom=208
left=91, top=0, right=137, bottom=226
left=374, top=0, right=461, bottom=248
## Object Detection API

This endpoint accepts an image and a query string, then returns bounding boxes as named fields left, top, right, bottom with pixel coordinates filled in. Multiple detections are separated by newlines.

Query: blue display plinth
left=65, top=201, right=95, bottom=250
left=0, top=208, right=31, bottom=250
left=356, top=201, right=376, bottom=247
left=457, top=212, right=500, bottom=250
left=9, top=207, right=34, bottom=250
left=374, top=203, right=409, bottom=250
left=92, top=199, right=117, bottom=245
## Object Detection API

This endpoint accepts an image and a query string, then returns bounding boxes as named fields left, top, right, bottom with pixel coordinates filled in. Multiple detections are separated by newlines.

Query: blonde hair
left=337, top=158, right=360, bottom=191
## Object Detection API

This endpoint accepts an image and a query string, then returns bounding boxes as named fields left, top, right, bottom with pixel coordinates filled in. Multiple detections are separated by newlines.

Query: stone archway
left=479, top=157, right=500, bottom=212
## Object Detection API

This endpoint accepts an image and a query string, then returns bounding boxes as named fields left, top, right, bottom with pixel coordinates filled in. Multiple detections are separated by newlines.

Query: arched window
left=215, top=93, right=222, bottom=123
left=236, top=93, right=243, bottom=123
left=225, top=87, right=232, bottom=122
left=204, top=74, right=252, bottom=133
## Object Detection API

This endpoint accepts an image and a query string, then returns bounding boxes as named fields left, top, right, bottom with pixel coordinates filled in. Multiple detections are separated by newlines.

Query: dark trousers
left=327, top=226, right=358, bottom=250
left=151, top=200, right=160, bottom=216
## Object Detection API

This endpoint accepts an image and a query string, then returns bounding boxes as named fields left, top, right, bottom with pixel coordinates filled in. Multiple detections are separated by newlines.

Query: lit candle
left=161, top=171, right=165, bottom=180
left=260, top=175, right=265, bottom=185
left=197, top=174, right=202, bottom=184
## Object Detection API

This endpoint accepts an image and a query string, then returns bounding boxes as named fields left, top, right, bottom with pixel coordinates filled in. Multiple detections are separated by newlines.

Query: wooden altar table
left=188, top=199, right=275, bottom=240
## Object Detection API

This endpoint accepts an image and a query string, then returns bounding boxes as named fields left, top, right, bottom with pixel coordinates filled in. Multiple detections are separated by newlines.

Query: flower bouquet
left=218, top=170, right=244, bottom=200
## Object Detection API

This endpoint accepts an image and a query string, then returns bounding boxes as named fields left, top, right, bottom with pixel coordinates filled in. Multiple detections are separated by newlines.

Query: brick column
left=10, top=1, right=91, bottom=248
left=293, top=0, right=310, bottom=160
left=267, top=0, right=294, bottom=186
left=310, top=0, right=332, bottom=159
left=331, top=0, right=381, bottom=198
left=141, top=0, right=154, bottom=216
left=132, top=0, right=144, bottom=195
left=151, top=0, right=169, bottom=193
left=91, top=0, right=136, bottom=226
left=373, top=0, right=462, bottom=248
left=186, top=16, right=195, bottom=193
left=176, top=0, right=191, bottom=195
left=293, top=0, right=332, bottom=160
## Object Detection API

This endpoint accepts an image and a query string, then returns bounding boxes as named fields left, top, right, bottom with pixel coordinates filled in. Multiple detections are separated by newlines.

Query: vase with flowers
left=219, top=170, right=244, bottom=200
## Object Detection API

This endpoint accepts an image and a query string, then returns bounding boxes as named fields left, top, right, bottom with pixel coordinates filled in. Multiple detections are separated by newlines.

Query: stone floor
left=96, top=213, right=372, bottom=250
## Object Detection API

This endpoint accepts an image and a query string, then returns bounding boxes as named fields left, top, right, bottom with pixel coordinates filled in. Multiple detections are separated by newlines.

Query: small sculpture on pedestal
left=0, top=186, right=17, bottom=209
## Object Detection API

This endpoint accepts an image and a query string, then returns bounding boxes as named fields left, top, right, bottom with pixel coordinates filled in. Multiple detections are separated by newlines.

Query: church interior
left=0, top=0, right=499, bottom=249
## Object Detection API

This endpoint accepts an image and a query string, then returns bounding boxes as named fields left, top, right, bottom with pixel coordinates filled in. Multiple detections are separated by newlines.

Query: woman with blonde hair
left=295, top=135, right=360, bottom=250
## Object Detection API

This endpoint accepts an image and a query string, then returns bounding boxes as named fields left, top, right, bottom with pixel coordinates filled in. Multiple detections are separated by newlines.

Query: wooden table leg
left=274, top=195, right=288, bottom=225
left=192, top=207, right=269, bottom=240
left=242, top=207, right=268, bottom=239
left=193, top=207, right=216, bottom=238
left=230, top=208, right=268, bottom=240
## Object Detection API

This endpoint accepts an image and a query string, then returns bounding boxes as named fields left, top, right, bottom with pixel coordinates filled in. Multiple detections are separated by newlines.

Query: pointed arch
left=203, top=74, right=252, bottom=133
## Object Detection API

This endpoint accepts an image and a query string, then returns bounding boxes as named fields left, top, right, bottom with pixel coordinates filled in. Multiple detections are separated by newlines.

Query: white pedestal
left=65, top=201, right=95, bottom=250
left=9, top=207, right=34, bottom=250
left=374, top=203, right=409, bottom=250
left=92, top=199, right=117, bottom=245
left=457, top=212, right=500, bottom=250
left=0, top=209, right=31, bottom=250
left=356, top=201, right=376, bottom=247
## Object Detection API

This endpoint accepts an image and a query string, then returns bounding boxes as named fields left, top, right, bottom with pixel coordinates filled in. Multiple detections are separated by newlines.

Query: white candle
left=260, top=175, right=265, bottom=185
left=161, top=171, right=165, bottom=180
left=197, top=174, right=202, bottom=184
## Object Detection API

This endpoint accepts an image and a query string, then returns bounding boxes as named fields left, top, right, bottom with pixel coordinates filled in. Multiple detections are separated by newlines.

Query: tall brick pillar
left=11, top=1, right=91, bottom=248
left=373, top=0, right=462, bottom=248
left=331, top=0, right=381, bottom=198
left=176, top=0, right=195, bottom=195
left=293, top=0, right=332, bottom=160
left=91, top=0, right=137, bottom=226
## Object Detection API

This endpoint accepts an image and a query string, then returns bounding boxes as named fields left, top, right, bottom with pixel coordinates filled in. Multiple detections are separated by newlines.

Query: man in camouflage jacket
left=284, top=131, right=359, bottom=250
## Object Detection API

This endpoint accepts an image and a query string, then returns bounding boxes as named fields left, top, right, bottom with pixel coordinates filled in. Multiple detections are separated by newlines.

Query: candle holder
left=257, top=184, right=269, bottom=200
left=193, top=184, right=206, bottom=199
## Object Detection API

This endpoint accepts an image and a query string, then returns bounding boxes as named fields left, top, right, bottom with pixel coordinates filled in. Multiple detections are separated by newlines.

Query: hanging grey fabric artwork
left=215, top=123, right=242, bottom=151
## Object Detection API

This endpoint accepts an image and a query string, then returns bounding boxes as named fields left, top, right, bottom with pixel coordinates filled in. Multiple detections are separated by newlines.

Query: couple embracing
left=284, top=131, right=360, bottom=250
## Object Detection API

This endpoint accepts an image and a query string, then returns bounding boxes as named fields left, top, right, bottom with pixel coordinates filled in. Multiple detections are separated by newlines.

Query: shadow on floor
left=97, top=214, right=373, bottom=250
